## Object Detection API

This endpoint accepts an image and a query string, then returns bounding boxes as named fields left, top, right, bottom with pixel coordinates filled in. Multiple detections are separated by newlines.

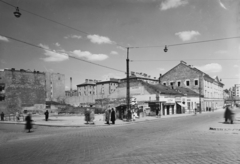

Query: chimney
left=70, top=77, right=72, bottom=92
left=85, top=79, right=88, bottom=83
left=158, top=74, right=162, bottom=84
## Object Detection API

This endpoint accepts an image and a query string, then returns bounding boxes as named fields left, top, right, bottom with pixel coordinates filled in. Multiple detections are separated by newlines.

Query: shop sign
left=175, top=97, right=181, bottom=102
left=187, top=99, right=191, bottom=102
left=166, top=98, right=175, bottom=103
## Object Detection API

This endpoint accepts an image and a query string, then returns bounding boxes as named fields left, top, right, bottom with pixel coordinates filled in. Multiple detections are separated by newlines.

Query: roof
left=160, top=61, right=224, bottom=86
left=141, top=81, right=183, bottom=96
left=77, top=82, right=96, bottom=87
left=175, top=87, right=200, bottom=97
left=96, top=80, right=119, bottom=85
left=121, top=75, right=158, bottom=81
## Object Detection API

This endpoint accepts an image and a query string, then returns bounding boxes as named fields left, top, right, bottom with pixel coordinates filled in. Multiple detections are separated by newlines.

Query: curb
left=209, top=127, right=240, bottom=131
left=0, top=111, right=211, bottom=128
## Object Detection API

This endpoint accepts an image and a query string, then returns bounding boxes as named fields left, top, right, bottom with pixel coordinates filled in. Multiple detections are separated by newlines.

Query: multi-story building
left=232, top=84, right=240, bottom=98
left=95, top=78, right=119, bottom=99
left=45, top=72, right=65, bottom=102
left=76, top=79, right=98, bottom=104
left=159, top=61, right=224, bottom=111
left=0, top=68, right=46, bottom=114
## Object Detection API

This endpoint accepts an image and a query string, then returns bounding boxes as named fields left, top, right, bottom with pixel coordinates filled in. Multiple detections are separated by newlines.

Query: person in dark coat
left=1, top=112, right=4, bottom=121
left=127, top=109, right=132, bottom=121
left=25, top=114, right=33, bottom=133
left=224, top=105, right=233, bottom=124
left=111, top=108, right=116, bottom=124
left=44, top=110, right=49, bottom=121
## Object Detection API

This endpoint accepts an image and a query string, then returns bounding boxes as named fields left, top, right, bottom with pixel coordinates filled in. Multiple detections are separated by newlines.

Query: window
left=90, top=91, right=92, bottom=94
left=163, top=82, right=166, bottom=86
left=0, top=96, right=5, bottom=101
left=170, top=82, right=174, bottom=86
left=177, top=81, right=181, bottom=87
left=186, top=80, right=190, bottom=86
left=195, top=80, right=198, bottom=86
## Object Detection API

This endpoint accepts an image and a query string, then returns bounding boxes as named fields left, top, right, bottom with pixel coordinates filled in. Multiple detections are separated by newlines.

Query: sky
left=0, top=0, right=240, bottom=90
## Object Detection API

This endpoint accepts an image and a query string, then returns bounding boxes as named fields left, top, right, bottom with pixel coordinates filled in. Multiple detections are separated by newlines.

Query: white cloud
left=110, top=51, right=118, bottom=55
left=64, top=35, right=82, bottom=39
left=219, top=0, right=227, bottom=10
left=87, top=34, right=113, bottom=44
left=117, top=46, right=126, bottom=51
left=39, top=43, right=69, bottom=62
left=175, top=31, right=200, bottom=41
left=195, top=63, right=222, bottom=73
left=0, top=35, right=9, bottom=42
left=160, top=0, right=188, bottom=10
left=72, top=50, right=108, bottom=61
left=55, top=42, right=60, bottom=47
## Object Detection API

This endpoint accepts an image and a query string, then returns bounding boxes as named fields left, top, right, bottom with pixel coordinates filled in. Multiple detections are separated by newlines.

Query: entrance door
left=167, top=106, right=170, bottom=115
left=176, top=104, right=181, bottom=114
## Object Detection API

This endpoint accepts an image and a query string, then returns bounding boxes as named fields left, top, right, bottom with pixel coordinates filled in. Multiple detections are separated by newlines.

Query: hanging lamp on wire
left=14, top=7, right=21, bottom=18
left=164, top=45, right=168, bottom=52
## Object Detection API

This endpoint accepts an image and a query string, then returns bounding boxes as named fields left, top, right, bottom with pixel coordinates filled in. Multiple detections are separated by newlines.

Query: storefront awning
left=177, top=102, right=187, bottom=108
left=163, top=103, right=175, bottom=105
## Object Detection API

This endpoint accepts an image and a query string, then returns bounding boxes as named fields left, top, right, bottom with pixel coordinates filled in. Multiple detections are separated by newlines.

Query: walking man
left=111, top=108, right=116, bottom=124
left=1, top=112, right=4, bottom=121
left=44, top=110, right=49, bottom=121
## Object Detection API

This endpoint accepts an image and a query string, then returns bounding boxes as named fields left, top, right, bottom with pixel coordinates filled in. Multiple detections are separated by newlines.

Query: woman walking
left=25, top=114, right=33, bottom=133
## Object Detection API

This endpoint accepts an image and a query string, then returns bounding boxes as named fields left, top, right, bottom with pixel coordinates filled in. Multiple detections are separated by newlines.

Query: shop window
left=195, top=80, right=198, bottom=85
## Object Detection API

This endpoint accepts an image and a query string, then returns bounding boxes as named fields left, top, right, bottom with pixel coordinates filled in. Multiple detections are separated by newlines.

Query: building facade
left=232, top=84, right=240, bottom=98
left=95, top=79, right=119, bottom=99
left=45, top=72, right=65, bottom=102
left=159, top=61, right=224, bottom=111
left=0, top=69, right=46, bottom=114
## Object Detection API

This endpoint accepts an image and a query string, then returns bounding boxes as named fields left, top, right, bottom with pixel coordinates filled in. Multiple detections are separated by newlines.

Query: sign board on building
left=166, top=98, right=175, bottom=103
left=175, top=97, right=181, bottom=102
left=130, top=86, right=143, bottom=95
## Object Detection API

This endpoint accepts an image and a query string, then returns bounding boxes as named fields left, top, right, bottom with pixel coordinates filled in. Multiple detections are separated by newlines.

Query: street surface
left=0, top=109, right=240, bottom=164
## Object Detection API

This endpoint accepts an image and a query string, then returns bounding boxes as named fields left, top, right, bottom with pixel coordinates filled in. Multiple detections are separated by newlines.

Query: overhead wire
left=0, top=0, right=127, bottom=49
left=1, top=34, right=125, bottom=73
left=131, top=59, right=240, bottom=62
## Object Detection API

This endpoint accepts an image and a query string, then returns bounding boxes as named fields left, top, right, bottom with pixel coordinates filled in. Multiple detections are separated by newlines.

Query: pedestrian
left=85, top=108, right=90, bottom=124
left=90, top=109, right=95, bottom=124
left=25, top=114, right=33, bottom=133
left=1, top=112, right=4, bottom=121
left=224, top=105, right=234, bottom=124
left=111, top=108, right=116, bottom=124
left=44, top=110, right=49, bottom=121
left=194, top=108, right=197, bottom=115
left=105, top=109, right=110, bottom=125
left=16, top=111, right=20, bottom=121
left=156, top=108, right=159, bottom=117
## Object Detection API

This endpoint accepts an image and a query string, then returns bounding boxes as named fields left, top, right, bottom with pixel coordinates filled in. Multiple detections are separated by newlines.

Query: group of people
left=105, top=108, right=116, bottom=125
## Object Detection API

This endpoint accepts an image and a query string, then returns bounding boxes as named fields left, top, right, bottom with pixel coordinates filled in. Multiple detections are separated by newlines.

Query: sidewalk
left=0, top=111, right=198, bottom=127
left=1, top=108, right=237, bottom=128
left=209, top=107, right=240, bottom=132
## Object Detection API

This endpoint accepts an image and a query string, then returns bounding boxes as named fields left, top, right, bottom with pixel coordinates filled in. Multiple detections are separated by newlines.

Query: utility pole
left=199, top=75, right=202, bottom=113
left=126, top=47, right=130, bottom=111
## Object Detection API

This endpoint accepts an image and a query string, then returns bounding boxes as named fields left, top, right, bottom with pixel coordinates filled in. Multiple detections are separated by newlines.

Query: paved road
left=0, top=110, right=240, bottom=164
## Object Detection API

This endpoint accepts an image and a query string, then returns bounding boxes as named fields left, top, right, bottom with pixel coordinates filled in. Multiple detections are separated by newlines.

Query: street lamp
left=126, top=46, right=167, bottom=113
left=14, top=7, right=21, bottom=18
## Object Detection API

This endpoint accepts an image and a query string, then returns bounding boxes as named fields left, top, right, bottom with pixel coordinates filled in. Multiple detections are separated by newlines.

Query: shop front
left=162, top=98, right=175, bottom=115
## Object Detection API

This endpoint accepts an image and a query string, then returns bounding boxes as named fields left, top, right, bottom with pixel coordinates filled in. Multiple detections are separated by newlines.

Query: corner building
left=159, top=61, right=224, bottom=111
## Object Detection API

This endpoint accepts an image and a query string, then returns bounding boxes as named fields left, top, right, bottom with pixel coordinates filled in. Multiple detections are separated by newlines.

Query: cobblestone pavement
left=0, top=109, right=240, bottom=164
